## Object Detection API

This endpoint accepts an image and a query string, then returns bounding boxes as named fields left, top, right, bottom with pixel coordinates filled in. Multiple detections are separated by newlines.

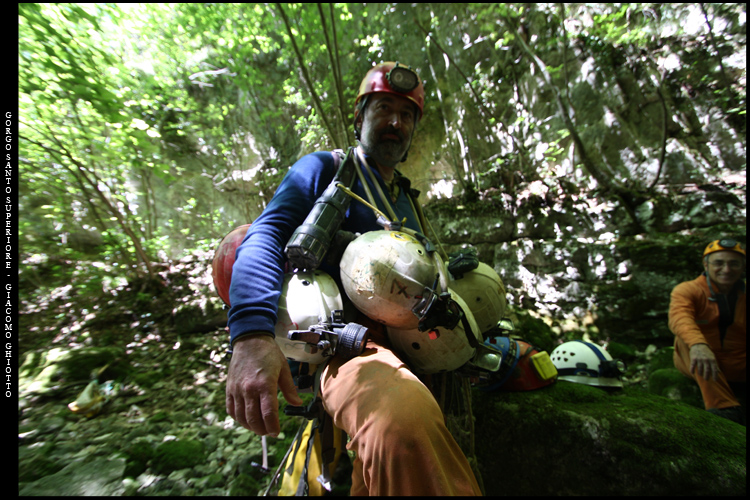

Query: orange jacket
left=668, top=275, right=746, bottom=357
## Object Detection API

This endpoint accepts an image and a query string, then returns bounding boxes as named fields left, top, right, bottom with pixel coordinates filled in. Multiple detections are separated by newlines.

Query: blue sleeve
left=227, top=152, right=337, bottom=345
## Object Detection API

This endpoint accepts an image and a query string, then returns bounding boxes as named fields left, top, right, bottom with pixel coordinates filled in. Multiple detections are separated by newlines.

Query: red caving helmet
left=354, top=62, right=425, bottom=125
left=212, top=223, right=252, bottom=306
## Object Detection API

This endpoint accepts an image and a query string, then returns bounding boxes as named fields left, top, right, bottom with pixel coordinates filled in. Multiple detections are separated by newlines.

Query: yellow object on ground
left=531, top=351, right=558, bottom=381
left=68, top=380, right=107, bottom=418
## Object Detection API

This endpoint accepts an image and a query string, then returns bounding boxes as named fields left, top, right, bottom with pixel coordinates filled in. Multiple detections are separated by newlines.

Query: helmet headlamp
left=600, top=359, right=626, bottom=378
left=703, top=238, right=746, bottom=258
left=387, top=63, right=420, bottom=93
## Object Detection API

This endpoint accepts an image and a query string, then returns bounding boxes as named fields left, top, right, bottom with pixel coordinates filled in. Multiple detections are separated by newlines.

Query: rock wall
left=473, top=381, right=746, bottom=496
left=423, top=193, right=745, bottom=349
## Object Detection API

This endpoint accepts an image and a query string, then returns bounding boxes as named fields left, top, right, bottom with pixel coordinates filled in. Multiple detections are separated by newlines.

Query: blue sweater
left=227, top=150, right=422, bottom=345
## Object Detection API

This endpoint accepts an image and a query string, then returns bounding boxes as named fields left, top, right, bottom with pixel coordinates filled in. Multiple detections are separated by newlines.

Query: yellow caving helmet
left=339, top=230, right=437, bottom=330
left=449, top=262, right=507, bottom=335
left=387, top=289, right=483, bottom=374
left=703, top=238, right=746, bottom=258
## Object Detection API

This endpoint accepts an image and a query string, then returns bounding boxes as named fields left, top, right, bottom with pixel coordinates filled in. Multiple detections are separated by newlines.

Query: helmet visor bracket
left=387, top=64, right=419, bottom=94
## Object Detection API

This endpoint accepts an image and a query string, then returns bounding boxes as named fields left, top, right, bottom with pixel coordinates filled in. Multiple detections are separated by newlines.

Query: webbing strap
left=294, top=361, right=335, bottom=495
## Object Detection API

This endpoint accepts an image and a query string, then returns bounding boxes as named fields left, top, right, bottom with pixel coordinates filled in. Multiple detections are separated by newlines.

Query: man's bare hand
left=225, top=335, right=303, bottom=436
left=689, top=343, right=720, bottom=381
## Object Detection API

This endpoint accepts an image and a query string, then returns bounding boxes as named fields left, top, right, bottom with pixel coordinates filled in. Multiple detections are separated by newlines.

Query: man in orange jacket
left=669, top=239, right=746, bottom=425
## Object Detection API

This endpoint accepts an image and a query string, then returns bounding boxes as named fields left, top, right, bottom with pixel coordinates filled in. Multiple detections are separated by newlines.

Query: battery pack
left=530, top=351, right=558, bottom=381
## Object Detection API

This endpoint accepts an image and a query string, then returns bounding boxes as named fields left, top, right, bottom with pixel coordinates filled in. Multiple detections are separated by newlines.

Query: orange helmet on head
left=703, top=238, right=746, bottom=259
left=354, top=62, right=425, bottom=128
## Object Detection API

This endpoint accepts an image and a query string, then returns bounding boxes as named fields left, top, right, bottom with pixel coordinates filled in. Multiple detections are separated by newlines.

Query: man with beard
left=224, top=62, right=482, bottom=495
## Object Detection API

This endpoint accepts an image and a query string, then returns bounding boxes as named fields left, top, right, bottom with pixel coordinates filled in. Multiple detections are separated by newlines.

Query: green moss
left=19, top=347, right=125, bottom=394
left=228, top=473, right=261, bottom=496
left=122, top=441, right=155, bottom=478
left=151, top=439, right=206, bottom=475
left=606, top=341, right=637, bottom=362
left=473, top=381, right=745, bottom=495
left=132, top=370, right=162, bottom=388
left=648, top=368, right=704, bottom=409
left=18, top=454, right=65, bottom=483
left=148, top=411, right=170, bottom=423
left=648, top=347, right=676, bottom=374
left=510, top=309, right=557, bottom=354
left=195, top=473, right=224, bottom=490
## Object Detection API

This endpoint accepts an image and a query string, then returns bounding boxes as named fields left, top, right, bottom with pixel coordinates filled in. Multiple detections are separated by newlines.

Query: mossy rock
left=148, top=411, right=170, bottom=424
left=123, top=441, right=156, bottom=478
left=19, top=346, right=126, bottom=394
left=193, top=473, right=225, bottom=490
left=509, top=309, right=556, bottom=354
left=607, top=341, right=637, bottom=363
left=473, top=381, right=745, bottom=495
left=228, top=473, right=261, bottom=496
left=132, top=370, right=162, bottom=389
left=171, top=297, right=227, bottom=333
left=151, top=439, right=206, bottom=475
left=648, top=368, right=704, bottom=409
left=18, top=454, right=66, bottom=483
left=648, top=346, right=676, bottom=374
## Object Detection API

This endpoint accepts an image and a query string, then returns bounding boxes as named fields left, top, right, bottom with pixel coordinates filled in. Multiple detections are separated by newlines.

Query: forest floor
left=17, top=254, right=333, bottom=495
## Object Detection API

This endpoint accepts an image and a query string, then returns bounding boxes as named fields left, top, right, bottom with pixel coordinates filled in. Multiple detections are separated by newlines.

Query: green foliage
left=151, top=439, right=206, bottom=475
left=123, top=441, right=156, bottom=478
left=18, top=3, right=746, bottom=285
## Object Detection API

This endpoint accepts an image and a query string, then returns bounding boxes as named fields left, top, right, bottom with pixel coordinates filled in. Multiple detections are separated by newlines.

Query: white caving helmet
left=339, top=230, right=438, bottom=330
left=449, top=262, right=507, bottom=334
left=550, top=340, right=626, bottom=388
left=340, top=230, right=488, bottom=373
left=275, top=270, right=343, bottom=364
left=387, top=288, right=483, bottom=374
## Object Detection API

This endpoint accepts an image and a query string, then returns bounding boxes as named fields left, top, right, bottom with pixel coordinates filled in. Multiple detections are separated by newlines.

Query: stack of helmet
left=339, top=231, right=510, bottom=374
left=550, top=340, right=626, bottom=388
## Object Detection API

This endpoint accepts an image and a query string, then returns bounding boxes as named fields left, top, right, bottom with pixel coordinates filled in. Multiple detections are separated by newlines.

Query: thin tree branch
left=416, top=7, right=529, bottom=176
left=275, top=3, right=342, bottom=149
left=423, top=35, right=469, bottom=194
left=557, top=3, right=576, bottom=121
left=31, top=120, right=156, bottom=277
left=21, top=130, right=135, bottom=265
left=317, top=3, right=348, bottom=146
left=413, top=15, right=490, bottom=121
left=508, top=17, right=644, bottom=228
left=699, top=3, right=733, bottom=96
left=329, top=3, right=346, bottom=135
left=648, top=81, right=669, bottom=192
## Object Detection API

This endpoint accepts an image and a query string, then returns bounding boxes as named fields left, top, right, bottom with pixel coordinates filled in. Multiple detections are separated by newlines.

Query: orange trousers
left=320, top=335, right=482, bottom=496
left=673, top=338, right=746, bottom=410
